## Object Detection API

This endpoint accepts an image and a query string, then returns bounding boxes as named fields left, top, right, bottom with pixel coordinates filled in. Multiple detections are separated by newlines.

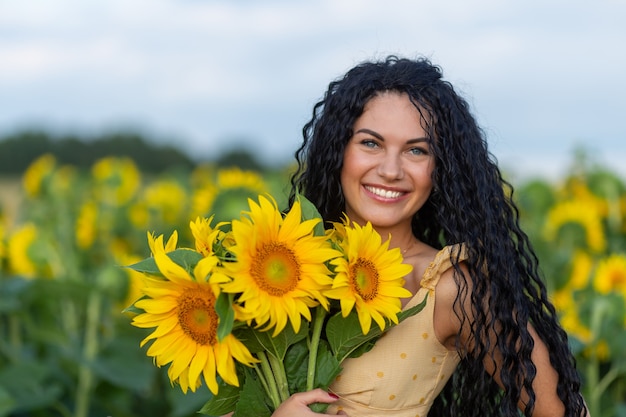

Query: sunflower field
left=0, top=153, right=625, bottom=417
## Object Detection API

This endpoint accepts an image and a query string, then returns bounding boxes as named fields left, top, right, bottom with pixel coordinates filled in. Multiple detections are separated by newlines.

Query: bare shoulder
left=433, top=257, right=470, bottom=350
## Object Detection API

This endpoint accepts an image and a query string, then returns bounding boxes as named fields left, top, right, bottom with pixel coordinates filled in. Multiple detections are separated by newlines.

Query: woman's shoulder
left=416, top=243, right=467, bottom=288
left=432, top=244, right=473, bottom=350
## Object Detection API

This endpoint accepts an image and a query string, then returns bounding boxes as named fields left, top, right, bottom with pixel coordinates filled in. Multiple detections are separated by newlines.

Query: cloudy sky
left=1, top=0, right=625, bottom=179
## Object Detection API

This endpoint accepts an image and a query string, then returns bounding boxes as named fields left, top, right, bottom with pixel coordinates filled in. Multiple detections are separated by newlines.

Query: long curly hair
left=289, top=56, right=585, bottom=416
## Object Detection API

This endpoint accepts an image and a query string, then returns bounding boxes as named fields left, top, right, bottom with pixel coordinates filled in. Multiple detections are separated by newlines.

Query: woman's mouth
left=364, top=185, right=405, bottom=199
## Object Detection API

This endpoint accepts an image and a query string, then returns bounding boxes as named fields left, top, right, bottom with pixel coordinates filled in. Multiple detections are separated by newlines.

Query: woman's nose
left=376, top=152, right=403, bottom=180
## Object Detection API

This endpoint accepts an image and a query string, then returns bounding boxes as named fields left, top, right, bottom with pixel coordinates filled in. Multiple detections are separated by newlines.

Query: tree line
left=0, top=130, right=266, bottom=174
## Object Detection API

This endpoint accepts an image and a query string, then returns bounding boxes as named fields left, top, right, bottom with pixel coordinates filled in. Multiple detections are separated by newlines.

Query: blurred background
left=0, top=1, right=625, bottom=416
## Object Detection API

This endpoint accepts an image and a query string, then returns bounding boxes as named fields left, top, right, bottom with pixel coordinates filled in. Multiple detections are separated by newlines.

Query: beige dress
left=326, top=244, right=466, bottom=417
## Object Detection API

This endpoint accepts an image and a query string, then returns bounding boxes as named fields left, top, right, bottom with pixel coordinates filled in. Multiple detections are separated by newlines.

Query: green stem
left=307, top=306, right=327, bottom=391
left=9, top=313, right=21, bottom=355
left=253, top=363, right=272, bottom=402
left=0, top=313, right=21, bottom=363
left=74, top=291, right=102, bottom=417
left=586, top=354, right=599, bottom=417
left=257, top=351, right=281, bottom=409
left=267, top=353, right=290, bottom=402
left=593, top=365, right=626, bottom=401
left=62, top=300, right=78, bottom=337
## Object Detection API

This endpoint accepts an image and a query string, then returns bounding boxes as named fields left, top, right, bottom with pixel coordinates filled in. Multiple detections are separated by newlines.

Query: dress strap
left=420, top=243, right=467, bottom=291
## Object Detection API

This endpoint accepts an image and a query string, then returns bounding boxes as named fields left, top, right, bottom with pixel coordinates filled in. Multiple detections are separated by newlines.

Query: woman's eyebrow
left=355, top=128, right=383, bottom=140
left=355, top=128, right=428, bottom=143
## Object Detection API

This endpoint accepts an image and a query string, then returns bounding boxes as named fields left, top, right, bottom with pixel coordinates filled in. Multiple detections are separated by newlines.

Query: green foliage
left=0, top=152, right=288, bottom=416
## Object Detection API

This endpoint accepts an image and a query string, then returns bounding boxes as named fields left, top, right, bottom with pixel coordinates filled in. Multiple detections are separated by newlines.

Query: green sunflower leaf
left=125, top=257, right=159, bottom=275
left=312, top=340, right=342, bottom=389
left=216, top=292, right=236, bottom=342
left=284, top=340, right=309, bottom=393
left=125, top=249, right=203, bottom=276
left=198, top=379, right=240, bottom=416
left=233, top=326, right=266, bottom=354
left=233, top=373, right=273, bottom=417
left=282, top=340, right=341, bottom=410
left=327, top=294, right=428, bottom=363
left=121, top=298, right=146, bottom=315
left=239, top=320, right=309, bottom=360
left=296, top=193, right=325, bottom=236
left=168, top=248, right=204, bottom=271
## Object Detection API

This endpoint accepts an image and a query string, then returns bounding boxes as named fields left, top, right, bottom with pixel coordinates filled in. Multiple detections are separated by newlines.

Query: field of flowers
left=0, top=153, right=625, bottom=417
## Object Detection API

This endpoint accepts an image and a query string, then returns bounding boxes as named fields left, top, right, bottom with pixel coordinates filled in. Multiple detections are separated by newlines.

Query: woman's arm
left=481, top=323, right=566, bottom=416
left=434, top=268, right=588, bottom=417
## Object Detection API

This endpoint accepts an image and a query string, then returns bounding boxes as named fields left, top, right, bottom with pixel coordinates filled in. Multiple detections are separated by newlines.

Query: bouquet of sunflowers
left=126, top=194, right=427, bottom=416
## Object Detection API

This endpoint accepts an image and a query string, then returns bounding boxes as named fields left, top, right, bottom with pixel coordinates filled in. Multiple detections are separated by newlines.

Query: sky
left=1, top=0, right=625, bottom=180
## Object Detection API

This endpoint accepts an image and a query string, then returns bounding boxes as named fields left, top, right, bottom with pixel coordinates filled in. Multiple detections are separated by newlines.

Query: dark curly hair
left=288, top=55, right=585, bottom=416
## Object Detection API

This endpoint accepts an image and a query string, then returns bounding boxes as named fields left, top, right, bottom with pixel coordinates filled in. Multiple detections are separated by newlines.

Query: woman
left=274, top=56, right=587, bottom=416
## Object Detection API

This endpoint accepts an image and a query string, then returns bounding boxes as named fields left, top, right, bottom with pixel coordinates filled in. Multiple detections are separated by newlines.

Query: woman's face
left=340, top=92, right=435, bottom=231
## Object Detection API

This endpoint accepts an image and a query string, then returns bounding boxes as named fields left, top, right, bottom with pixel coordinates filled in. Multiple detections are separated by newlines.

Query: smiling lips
left=364, top=185, right=406, bottom=199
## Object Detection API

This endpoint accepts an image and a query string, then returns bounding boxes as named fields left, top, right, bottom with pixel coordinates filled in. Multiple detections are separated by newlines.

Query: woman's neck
left=373, top=225, right=417, bottom=255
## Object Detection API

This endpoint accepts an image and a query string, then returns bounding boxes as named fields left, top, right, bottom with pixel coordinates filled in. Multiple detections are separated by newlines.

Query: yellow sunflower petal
left=188, top=345, right=210, bottom=390
left=202, top=347, right=219, bottom=394
left=165, top=230, right=178, bottom=252
left=153, top=250, right=193, bottom=285
left=214, top=342, right=239, bottom=387
left=357, top=307, right=373, bottom=334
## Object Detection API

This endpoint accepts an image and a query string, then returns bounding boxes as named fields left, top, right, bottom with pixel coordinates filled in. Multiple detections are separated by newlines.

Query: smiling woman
left=280, top=55, right=589, bottom=417
left=340, top=92, right=435, bottom=238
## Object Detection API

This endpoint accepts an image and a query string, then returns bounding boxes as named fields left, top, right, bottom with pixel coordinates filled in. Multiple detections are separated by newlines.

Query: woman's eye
left=361, top=139, right=379, bottom=148
left=409, top=147, right=427, bottom=155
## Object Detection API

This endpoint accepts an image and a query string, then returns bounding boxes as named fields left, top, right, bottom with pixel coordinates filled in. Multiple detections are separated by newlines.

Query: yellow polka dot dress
left=327, top=244, right=466, bottom=417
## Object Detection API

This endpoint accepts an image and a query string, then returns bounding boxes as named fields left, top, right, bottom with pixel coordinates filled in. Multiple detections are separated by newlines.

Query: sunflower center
left=251, top=242, right=301, bottom=296
left=177, top=287, right=218, bottom=345
left=350, top=257, right=379, bottom=301
left=609, top=270, right=626, bottom=287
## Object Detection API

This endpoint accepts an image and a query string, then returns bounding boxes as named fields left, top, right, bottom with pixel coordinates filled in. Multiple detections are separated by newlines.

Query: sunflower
left=326, top=221, right=413, bottom=334
left=189, top=216, right=221, bottom=257
left=544, top=199, right=606, bottom=252
left=22, top=153, right=56, bottom=197
left=143, top=179, right=189, bottom=225
left=216, top=167, right=267, bottom=194
left=593, top=253, right=626, bottom=298
left=7, top=222, right=39, bottom=278
left=217, top=195, right=341, bottom=336
left=190, top=184, right=218, bottom=218
left=76, top=201, right=98, bottom=249
left=91, top=157, right=141, bottom=206
left=131, top=234, right=257, bottom=394
left=0, top=220, right=6, bottom=261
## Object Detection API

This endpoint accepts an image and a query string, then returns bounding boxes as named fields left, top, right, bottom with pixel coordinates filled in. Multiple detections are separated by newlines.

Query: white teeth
left=366, top=186, right=402, bottom=199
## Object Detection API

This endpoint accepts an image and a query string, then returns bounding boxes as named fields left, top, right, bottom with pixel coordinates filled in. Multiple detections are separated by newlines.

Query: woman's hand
left=271, top=389, right=345, bottom=416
